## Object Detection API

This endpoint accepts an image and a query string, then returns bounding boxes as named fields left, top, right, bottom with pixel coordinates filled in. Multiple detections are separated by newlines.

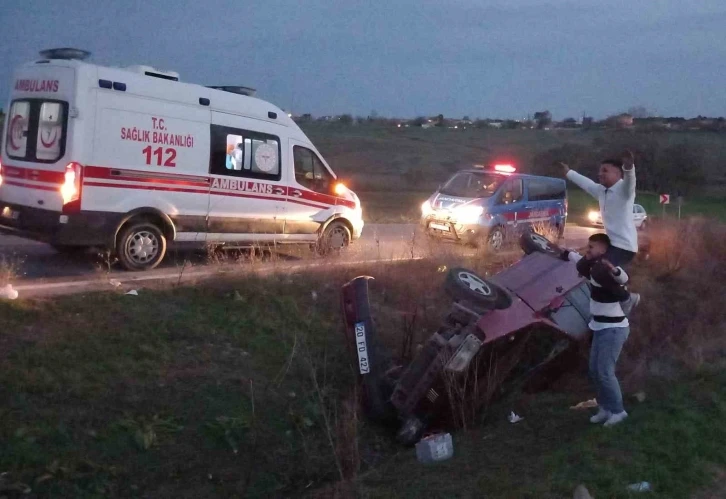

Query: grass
left=0, top=230, right=726, bottom=498
left=2, top=221, right=726, bottom=497
left=358, top=372, right=726, bottom=499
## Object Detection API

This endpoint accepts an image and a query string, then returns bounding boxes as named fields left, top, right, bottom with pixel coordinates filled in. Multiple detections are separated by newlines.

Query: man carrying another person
left=561, top=152, right=640, bottom=314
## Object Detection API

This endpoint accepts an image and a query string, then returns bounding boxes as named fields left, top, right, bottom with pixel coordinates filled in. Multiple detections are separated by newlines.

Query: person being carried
left=561, top=152, right=640, bottom=313
left=561, top=233, right=632, bottom=427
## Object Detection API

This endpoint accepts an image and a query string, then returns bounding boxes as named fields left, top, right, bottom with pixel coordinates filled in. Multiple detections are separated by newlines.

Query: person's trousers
left=589, top=326, right=630, bottom=414
left=603, top=245, right=636, bottom=268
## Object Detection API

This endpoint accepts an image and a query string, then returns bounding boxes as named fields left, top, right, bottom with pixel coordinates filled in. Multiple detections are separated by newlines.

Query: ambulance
left=0, top=48, right=364, bottom=270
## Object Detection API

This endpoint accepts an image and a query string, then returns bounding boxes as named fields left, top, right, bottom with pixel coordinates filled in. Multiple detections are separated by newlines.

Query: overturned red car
left=341, top=231, right=592, bottom=444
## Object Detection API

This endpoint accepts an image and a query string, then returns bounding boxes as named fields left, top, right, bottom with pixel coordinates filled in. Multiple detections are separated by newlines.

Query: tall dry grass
left=623, top=218, right=726, bottom=381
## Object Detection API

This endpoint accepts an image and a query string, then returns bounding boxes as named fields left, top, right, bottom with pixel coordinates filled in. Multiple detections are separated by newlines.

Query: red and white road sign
left=660, top=194, right=670, bottom=204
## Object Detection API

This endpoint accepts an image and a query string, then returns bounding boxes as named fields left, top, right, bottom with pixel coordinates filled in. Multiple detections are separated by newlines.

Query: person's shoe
left=621, top=293, right=641, bottom=316
left=604, top=411, right=628, bottom=427
left=590, top=407, right=611, bottom=424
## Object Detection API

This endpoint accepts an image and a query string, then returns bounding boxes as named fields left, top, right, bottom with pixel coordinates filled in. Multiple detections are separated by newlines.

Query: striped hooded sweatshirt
left=561, top=250, right=630, bottom=330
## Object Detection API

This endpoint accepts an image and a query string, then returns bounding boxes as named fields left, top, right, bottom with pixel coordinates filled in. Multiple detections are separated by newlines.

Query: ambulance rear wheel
left=317, top=221, right=351, bottom=256
left=116, top=221, right=167, bottom=271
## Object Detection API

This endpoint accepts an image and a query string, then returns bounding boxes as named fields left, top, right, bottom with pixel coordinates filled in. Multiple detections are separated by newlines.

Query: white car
left=588, top=203, right=648, bottom=229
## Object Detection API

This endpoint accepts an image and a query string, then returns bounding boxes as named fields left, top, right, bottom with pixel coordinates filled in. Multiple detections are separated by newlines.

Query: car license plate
left=354, top=321, right=370, bottom=374
left=430, top=222, right=449, bottom=232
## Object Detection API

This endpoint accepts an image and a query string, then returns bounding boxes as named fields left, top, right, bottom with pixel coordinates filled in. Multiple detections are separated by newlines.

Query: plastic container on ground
left=415, top=433, right=454, bottom=463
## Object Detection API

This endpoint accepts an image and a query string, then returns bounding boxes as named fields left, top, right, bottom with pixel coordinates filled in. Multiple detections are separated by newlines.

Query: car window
left=499, top=178, right=523, bottom=204
left=528, top=178, right=566, bottom=201
left=440, top=172, right=502, bottom=198
left=293, top=146, right=335, bottom=194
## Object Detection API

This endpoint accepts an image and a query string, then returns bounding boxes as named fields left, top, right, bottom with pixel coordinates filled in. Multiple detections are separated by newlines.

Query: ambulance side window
left=209, top=124, right=281, bottom=181
left=293, top=146, right=334, bottom=193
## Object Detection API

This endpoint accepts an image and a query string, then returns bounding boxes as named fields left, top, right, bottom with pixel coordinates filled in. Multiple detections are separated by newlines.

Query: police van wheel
left=116, top=222, right=167, bottom=271
left=317, top=221, right=351, bottom=256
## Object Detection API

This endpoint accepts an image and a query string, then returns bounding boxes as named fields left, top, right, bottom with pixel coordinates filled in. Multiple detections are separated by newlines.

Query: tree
left=339, top=114, right=353, bottom=125
left=655, top=142, right=706, bottom=195
left=435, top=114, right=445, bottom=127
left=561, top=118, right=578, bottom=128
left=533, top=111, right=552, bottom=129
left=627, top=106, right=651, bottom=119
left=412, top=116, right=427, bottom=127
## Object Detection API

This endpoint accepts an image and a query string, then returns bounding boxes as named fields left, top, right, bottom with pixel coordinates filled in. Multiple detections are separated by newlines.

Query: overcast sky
left=2, top=0, right=725, bottom=119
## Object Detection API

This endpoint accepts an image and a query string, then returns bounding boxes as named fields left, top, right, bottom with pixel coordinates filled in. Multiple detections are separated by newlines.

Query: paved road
left=1, top=224, right=597, bottom=284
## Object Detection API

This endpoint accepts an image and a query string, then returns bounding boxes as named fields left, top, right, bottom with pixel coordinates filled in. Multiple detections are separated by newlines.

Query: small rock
left=634, top=391, right=647, bottom=403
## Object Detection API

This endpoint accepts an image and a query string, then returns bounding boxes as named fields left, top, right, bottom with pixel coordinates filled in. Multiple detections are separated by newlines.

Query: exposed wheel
left=116, top=221, right=167, bottom=271
left=445, top=268, right=501, bottom=309
left=487, top=227, right=505, bottom=251
left=317, top=221, right=351, bottom=256
left=520, top=230, right=561, bottom=257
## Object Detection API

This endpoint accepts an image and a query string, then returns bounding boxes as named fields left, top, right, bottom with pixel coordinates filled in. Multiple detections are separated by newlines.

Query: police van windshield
left=439, top=172, right=503, bottom=198
left=4, top=99, right=68, bottom=163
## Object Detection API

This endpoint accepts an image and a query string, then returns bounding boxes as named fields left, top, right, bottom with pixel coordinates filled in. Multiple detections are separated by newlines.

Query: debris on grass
left=570, top=398, right=598, bottom=410
left=508, top=411, right=524, bottom=424
left=627, top=481, right=652, bottom=492
left=125, top=290, right=139, bottom=296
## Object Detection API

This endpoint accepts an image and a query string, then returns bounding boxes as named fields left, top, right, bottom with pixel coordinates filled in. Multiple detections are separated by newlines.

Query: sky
left=1, top=0, right=725, bottom=119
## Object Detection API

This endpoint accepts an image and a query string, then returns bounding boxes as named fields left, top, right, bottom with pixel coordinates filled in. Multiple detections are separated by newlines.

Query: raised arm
left=621, top=151, right=636, bottom=199
left=561, top=163, right=602, bottom=199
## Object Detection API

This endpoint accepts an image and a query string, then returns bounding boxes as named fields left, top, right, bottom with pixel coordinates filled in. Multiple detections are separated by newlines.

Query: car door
left=495, top=177, right=526, bottom=236
left=206, top=114, right=286, bottom=242
left=285, top=140, right=338, bottom=239
left=524, top=178, right=565, bottom=232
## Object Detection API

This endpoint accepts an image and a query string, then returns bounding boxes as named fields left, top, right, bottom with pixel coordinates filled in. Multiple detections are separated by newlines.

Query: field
left=2, top=126, right=726, bottom=498
left=302, top=124, right=726, bottom=223
left=2, top=219, right=726, bottom=498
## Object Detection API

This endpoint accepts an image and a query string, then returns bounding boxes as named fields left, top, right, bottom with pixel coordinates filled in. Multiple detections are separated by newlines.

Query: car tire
left=487, top=227, right=505, bottom=251
left=317, top=221, right=352, bottom=256
left=520, top=230, right=561, bottom=257
left=116, top=221, right=167, bottom=271
left=445, top=268, right=501, bottom=309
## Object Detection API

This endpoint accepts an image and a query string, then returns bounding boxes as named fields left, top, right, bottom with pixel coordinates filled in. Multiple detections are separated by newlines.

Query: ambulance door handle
left=110, top=170, right=121, bottom=176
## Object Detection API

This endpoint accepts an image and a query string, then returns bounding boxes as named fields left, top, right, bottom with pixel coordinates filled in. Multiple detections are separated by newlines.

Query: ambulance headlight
left=588, top=210, right=599, bottom=222
left=421, top=200, right=433, bottom=216
left=453, top=205, right=484, bottom=224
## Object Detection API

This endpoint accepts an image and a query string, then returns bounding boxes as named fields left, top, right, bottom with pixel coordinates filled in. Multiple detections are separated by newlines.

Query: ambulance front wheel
left=317, top=221, right=352, bottom=256
left=116, top=221, right=168, bottom=271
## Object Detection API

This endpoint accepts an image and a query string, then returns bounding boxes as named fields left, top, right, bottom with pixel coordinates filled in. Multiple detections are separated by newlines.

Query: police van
left=421, top=164, right=567, bottom=249
left=0, top=48, right=364, bottom=270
